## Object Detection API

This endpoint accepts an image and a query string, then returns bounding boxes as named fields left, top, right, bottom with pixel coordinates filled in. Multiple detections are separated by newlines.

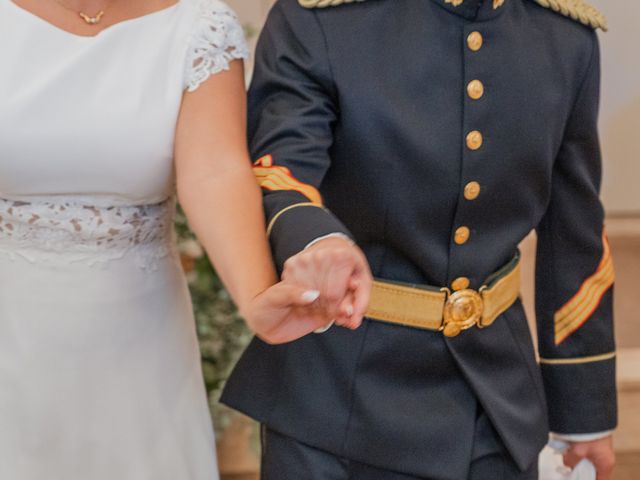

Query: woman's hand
left=242, top=284, right=336, bottom=344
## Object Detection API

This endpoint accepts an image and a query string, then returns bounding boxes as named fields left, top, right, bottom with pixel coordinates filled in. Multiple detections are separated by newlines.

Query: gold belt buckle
left=440, top=288, right=485, bottom=338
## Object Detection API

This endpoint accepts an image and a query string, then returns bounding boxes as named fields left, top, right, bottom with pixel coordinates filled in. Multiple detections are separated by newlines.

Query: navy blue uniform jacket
left=222, top=1, right=617, bottom=478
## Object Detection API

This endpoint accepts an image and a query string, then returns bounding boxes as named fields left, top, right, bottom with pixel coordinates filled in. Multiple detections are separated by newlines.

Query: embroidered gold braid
left=553, top=232, right=615, bottom=345
left=301, top=0, right=506, bottom=8
left=253, top=155, right=323, bottom=206
left=447, top=0, right=505, bottom=8
left=534, top=0, right=607, bottom=31
left=266, top=203, right=326, bottom=236
left=539, top=351, right=616, bottom=365
left=298, top=0, right=365, bottom=8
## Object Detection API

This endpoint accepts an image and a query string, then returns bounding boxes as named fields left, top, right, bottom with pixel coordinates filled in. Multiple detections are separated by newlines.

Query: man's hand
left=564, top=436, right=615, bottom=480
left=281, top=236, right=373, bottom=330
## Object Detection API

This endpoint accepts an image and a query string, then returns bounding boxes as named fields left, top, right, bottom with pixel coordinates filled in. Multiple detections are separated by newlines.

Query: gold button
left=454, top=226, right=471, bottom=245
left=467, top=31, right=483, bottom=52
left=467, top=80, right=484, bottom=100
left=464, top=181, right=481, bottom=200
left=466, top=130, right=483, bottom=150
left=452, top=277, right=471, bottom=291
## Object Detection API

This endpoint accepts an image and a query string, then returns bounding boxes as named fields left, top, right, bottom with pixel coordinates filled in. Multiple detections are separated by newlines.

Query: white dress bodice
left=0, top=0, right=248, bottom=268
left=0, top=0, right=247, bottom=206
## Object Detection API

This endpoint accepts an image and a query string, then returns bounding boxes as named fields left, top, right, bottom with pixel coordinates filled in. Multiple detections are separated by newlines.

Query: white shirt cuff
left=551, top=431, right=613, bottom=443
left=313, top=320, right=335, bottom=334
left=304, top=232, right=353, bottom=250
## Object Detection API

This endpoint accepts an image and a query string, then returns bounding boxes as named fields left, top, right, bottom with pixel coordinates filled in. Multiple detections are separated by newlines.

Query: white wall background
left=227, top=0, right=274, bottom=72
left=227, top=0, right=272, bottom=23
left=590, top=0, right=640, bottom=215
left=228, top=0, right=639, bottom=215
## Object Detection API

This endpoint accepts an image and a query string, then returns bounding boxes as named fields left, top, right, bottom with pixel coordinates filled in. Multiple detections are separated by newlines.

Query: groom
left=222, top=0, right=617, bottom=478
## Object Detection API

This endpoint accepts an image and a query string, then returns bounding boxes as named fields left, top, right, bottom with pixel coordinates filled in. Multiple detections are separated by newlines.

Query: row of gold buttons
left=452, top=31, right=485, bottom=292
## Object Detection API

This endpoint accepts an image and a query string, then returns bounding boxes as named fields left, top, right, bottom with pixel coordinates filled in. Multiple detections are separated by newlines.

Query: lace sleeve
left=184, top=0, right=249, bottom=92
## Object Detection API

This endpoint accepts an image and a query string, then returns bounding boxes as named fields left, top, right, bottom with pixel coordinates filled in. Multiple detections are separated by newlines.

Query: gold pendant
left=79, top=11, right=105, bottom=25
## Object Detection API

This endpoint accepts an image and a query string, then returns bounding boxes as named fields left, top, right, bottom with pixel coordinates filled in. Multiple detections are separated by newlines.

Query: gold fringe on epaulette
left=298, top=0, right=606, bottom=30
left=298, top=0, right=366, bottom=8
left=534, top=0, right=607, bottom=31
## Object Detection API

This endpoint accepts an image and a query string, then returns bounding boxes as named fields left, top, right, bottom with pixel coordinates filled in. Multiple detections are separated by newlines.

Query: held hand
left=281, top=236, right=373, bottom=330
left=242, top=283, right=335, bottom=344
left=564, top=436, right=615, bottom=480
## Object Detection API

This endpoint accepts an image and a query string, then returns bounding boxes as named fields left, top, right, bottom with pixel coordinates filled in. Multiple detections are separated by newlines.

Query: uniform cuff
left=540, top=354, right=617, bottom=434
left=268, top=203, right=352, bottom=273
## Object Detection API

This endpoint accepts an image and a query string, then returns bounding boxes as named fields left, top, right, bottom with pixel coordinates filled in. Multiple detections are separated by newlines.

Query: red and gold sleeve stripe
left=253, top=155, right=322, bottom=206
left=554, top=231, right=615, bottom=345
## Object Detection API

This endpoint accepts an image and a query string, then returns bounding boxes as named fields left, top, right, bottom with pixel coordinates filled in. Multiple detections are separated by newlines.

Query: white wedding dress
left=0, top=0, right=248, bottom=478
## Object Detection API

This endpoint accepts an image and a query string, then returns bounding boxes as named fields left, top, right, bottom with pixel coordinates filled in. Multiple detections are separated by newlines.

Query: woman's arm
left=175, top=60, right=338, bottom=343
left=175, top=61, right=274, bottom=311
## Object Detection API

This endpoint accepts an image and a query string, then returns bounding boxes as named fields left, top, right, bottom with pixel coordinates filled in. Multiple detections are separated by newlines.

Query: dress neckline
left=5, top=0, right=182, bottom=39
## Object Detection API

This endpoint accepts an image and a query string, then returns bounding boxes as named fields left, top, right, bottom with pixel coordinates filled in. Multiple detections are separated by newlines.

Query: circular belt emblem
left=442, top=289, right=484, bottom=337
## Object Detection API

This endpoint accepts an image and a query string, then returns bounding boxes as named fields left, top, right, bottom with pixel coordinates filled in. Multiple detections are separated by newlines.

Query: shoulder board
left=299, top=0, right=606, bottom=31
left=298, top=0, right=366, bottom=8
left=532, top=0, right=607, bottom=31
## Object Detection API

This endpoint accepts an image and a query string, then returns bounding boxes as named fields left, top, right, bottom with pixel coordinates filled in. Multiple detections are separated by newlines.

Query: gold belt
left=366, top=256, right=521, bottom=337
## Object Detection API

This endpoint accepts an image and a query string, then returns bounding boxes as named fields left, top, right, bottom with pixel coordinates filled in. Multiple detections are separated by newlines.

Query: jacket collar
left=433, top=0, right=508, bottom=22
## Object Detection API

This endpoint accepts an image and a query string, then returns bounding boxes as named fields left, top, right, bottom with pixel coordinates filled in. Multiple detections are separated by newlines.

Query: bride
left=0, top=0, right=347, bottom=478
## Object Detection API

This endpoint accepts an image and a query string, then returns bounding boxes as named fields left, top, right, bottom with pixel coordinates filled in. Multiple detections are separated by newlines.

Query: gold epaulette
left=299, top=0, right=607, bottom=31
left=532, top=0, right=607, bottom=31
left=298, top=0, right=366, bottom=8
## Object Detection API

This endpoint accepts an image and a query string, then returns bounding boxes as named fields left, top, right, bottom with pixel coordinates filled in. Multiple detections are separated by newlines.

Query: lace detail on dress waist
left=0, top=197, right=176, bottom=269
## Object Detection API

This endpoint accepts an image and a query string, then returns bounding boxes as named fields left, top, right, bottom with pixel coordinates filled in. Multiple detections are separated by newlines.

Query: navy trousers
left=260, top=410, right=539, bottom=480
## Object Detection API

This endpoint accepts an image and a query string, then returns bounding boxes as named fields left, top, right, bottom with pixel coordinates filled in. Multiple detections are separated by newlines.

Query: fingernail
left=345, top=304, right=354, bottom=317
left=302, top=290, right=321, bottom=302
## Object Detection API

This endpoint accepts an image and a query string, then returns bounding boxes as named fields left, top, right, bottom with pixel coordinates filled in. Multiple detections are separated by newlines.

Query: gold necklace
left=53, top=0, right=113, bottom=25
